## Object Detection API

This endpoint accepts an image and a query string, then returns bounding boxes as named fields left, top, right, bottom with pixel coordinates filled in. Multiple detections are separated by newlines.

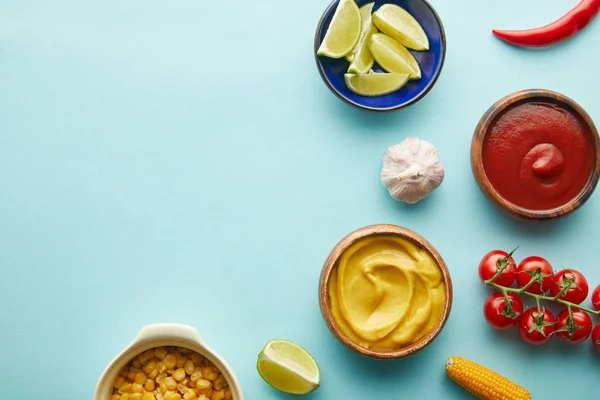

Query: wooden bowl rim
left=318, top=224, right=453, bottom=359
left=471, top=89, right=600, bottom=220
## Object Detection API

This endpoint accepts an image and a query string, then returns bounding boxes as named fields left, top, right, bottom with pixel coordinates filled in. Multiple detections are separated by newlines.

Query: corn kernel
left=142, top=394, right=156, bottom=400
left=119, top=382, right=133, bottom=393
left=196, top=380, right=211, bottom=391
left=156, top=372, right=167, bottom=384
left=224, top=389, right=232, bottom=400
left=155, top=347, right=168, bottom=359
left=145, top=379, right=156, bottom=391
left=133, top=358, right=142, bottom=369
left=157, top=362, right=167, bottom=374
left=127, top=372, right=137, bottom=381
left=132, top=382, right=143, bottom=393
left=114, top=376, right=126, bottom=389
left=201, top=367, right=217, bottom=381
left=144, top=360, right=158, bottom=374
left=166, top=394, right=182, bottom=400
left=120, top=394, right=130, bottom=400
left=160, top=382, right=168, bottom=393
left=130, top=394, right=142, bottom=400
left=184, top=360, right=195, bottom=375
left=191, top=368, right=203, bottom=381
left=165, top=376, right=177, bottom=390
left=213, top=376, right=226, bottom=391
left=178, top=347, right=191, bottom=354
left=211, top=390, right=225, bottom=400
left=149, top=368, right=159, bottom=380
left=183, top=389, right=197, bottom=400
left=173, top=368, right=186, bottom=381
left=111, top=395, right=121, bottom=400
left=164, top=354, right=177, bottom=369
left=134, top=372, right=147, bottom=385
left=177, top=357, right=187, bottom=369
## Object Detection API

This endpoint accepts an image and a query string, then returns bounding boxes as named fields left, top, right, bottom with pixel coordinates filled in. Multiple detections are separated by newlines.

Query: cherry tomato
left=555, top=308, right=593, bottom=344
left=483, top=292, right=523, bottom=330
left=518, top=307, right=555, bottom=345
left=515, top=256, right=554, bottom=294
left=550, top=269, right=589, bottom=305
left=479, top=250, right=517, bottom=287
left=592, top=324, right=600, bottom=353
left=592, top=285, right=600, bottom=311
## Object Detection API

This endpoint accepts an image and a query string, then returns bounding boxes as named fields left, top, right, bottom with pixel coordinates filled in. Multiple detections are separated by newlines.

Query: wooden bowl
left=318, top=224, right=453, bottom=359
left=471, top=89, right=600, bottom=220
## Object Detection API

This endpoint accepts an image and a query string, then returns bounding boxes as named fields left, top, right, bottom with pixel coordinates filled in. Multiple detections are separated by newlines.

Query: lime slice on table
left=257, top=339, right=320, bottom=395
left=370, top=33, right=421, bottom=79
left=345, top=72, right=410, bottom=96
left=317, top=0, right=361, bottom=59
left=347, top=3, right=379, bottom=74
left=373, top=4, right=429, bottom=51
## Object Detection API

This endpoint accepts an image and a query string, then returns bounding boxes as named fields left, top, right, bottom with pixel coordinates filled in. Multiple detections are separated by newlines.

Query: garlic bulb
left=381, top=137, right=444, bottom=204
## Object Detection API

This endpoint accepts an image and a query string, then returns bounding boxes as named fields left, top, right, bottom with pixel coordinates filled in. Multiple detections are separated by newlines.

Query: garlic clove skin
left=381, top=137, right=445, bottom=204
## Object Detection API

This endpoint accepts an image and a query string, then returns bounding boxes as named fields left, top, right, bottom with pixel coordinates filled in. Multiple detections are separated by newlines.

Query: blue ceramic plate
left=314, top=0, right=446, bottom=112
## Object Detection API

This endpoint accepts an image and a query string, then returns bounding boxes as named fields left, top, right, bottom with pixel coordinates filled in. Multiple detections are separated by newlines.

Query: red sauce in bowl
left=482, top=101, right=596, bottom=211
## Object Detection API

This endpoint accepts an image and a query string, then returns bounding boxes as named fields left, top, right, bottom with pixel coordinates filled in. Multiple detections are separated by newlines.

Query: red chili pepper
left=493, top=0, right=600, bottom=47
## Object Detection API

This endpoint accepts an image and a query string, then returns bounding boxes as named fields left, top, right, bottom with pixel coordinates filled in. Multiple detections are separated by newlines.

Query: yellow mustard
left=329, top=235, right=446, bottom=351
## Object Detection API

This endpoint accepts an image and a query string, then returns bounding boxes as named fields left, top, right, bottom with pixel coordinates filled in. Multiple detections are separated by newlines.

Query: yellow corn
left=134, top=372, right=147, bottom=385
left=173, top=368, right=186, bottom=381
left=111, top=347, right=229, bottom=400
left=164, top=354, right=177, bottom=369
left=144, top=378, right=156, bottom=392
left=155, top=347, right=168, bottom=360
left=165, top=376, right=177, bottom=390
left=446, top=356, right=531, bottom=400
left=196, top=379, right=211, bottom=391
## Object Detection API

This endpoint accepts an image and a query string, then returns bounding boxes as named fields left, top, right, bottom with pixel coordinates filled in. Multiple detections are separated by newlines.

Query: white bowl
left=94, top=323, right=243, bottom=399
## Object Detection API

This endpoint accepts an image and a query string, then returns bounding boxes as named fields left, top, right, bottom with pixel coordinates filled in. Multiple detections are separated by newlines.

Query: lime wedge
left=346, top=2, right=378, bottom=73
left=317, top=0, right=361, bottom=58
left=257, top=339, right=320, bottom=395
left=370, top=33, right=421, bottom=79
left=345, top=72, right=410, bottom=96
left=373, top=4, right=429, bottom=51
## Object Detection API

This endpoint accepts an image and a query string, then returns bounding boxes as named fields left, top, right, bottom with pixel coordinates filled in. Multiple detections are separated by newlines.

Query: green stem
left=486, top=281, right=600, bottom=316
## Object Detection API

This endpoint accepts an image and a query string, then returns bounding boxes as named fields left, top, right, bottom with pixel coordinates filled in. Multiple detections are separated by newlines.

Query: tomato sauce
left=482, top=101, right=595, bottom=210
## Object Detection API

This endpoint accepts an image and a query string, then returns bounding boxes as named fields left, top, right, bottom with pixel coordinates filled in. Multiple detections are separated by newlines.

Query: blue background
left=0, top=0, right=599, bottom=398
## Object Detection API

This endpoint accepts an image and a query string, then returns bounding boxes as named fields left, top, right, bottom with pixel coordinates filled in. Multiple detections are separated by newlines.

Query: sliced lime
left=345, top=72, right=410, bottom=96
left=257, top=339, right=320, bottom=395
left=317, top=0, right=361, bottom=59
left=369, top=33, right=421, bottom=79
left=373, top=4, right=429, bottom=51
left=346, top=3, right=377, bottom=73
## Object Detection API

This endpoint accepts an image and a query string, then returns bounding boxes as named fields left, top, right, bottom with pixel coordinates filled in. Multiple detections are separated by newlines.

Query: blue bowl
left=314, top=0, right=446, bottom=112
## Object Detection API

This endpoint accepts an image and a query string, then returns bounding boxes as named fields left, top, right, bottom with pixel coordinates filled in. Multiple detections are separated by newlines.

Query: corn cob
left=445, top=356, right=531, bottom=400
